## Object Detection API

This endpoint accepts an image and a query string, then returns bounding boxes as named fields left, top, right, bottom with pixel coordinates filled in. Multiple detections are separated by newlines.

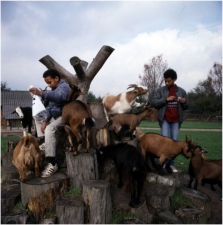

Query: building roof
left=1, top=91, right=32, bottom=119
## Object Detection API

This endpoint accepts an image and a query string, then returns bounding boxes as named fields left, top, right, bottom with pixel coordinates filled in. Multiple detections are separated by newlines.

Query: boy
left=29, top=69, right=70, bottom=177
left=152, top=68, right=188, bottom=172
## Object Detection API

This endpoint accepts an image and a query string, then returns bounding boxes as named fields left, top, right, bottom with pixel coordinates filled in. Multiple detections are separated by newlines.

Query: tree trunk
left=82, top=180, right=112, bottom=224
left=20, top=173, right=69, bottom=222
left=56, top=198, right=84, bottom=224
left=65, top=149, right=99, bottom=188
left=39, top=45, right=114, bottom=103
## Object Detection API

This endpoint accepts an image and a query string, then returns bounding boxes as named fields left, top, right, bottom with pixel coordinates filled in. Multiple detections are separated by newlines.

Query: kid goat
left=11, top=106, right=33, bottom=136
left=140, top=133, right=195, bottom=174
left=188, top=146, right=222, bottom=191
left=102, top=84, right=148, bottom=122
left=12, top=134, right=42, bottom=182
left=97, top=143, right=146, bottom=207
left=62, top=84, right=95, bottom=155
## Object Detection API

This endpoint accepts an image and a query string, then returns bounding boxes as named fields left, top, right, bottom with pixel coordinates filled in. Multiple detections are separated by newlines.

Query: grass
left=170, top=189, right=198, bottom=209
left=109, top=211, right=138, bottom=224
left=62, top=187, right=82, bottom=199
left=139, top=121, right=222, bottom=129
left=1, top=135, right=20, bottom=153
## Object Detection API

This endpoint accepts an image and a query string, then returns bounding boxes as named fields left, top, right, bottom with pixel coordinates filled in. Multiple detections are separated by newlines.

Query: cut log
left=111, top=184, right=153, bottom=223
left=82, top=180, right=112, bottom=224
left=66, top=149, right=99, bottom=188
left=20, top=172, right=69, bottom=221
left=1, top=151, right=14, bottom=167
left=145, top=183, right=170, bottom=210
left=175, top=207, right=208, bottom=224
left=178, top=187, right=211, bottom=220
left=56, top=198, right=84, bottom=224
left=1, top=211, right=35, bottom=224
left=1, top=188, right=21, bottom=214
left=1, top=165, right=20, bottom=184
left=154, top=210, right=183, bottom=224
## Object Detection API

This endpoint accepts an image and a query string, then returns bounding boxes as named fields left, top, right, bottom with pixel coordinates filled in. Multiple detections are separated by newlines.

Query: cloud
left=1, top=1, right=222, bottom=98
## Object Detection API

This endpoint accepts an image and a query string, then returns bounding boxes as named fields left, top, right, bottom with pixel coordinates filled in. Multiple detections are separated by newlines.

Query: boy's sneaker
left=39, top=143, right=45, bottom=151
left=170, top=165, right=178, bottom=172
left=41, top=163, right=58, bottom=177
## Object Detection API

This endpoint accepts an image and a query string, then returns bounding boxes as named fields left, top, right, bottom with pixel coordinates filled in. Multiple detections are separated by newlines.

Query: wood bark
left=56, top=198, right=84, bottom=224
left=65, top=149, right=99, bottom=188
left=20, top=172, right=69, bottom=221
left=39, top=45, right=114, bottom=103
left=82, top=180, right=112, bottom=224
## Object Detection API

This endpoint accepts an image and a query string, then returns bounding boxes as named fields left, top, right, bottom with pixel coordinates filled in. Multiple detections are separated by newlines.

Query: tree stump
left=1, top=211, right=35, bottom=224
left=1, top=151, right=14, bottom=167
left=110, top=184, right=153, bottom=223
left=82, top=180, right=112, bottom=224
left=154, top=210, right=183, bottom=224
left=20, top=172, right=69, bottom=222
left=56, top=198, right=84, bottom=224
left=145, top=183, right=170, bottom=210
left=1, top=165, right=20, bottom=184
left=178, top=187, right=211, bottom=221
left=66, top=149, right=99, bottom=188
left=1, top=188, right=21, bottom=215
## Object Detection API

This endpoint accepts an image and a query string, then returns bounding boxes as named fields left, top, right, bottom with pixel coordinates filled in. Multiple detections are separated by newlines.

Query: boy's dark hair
left=164, top=69, right=177, bottom=80
left=43, top=69, right=61, bottom=79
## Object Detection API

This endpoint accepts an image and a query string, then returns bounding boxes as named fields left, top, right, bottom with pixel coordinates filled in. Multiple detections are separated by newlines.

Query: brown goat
left=110, top=107, right=153, bottom=139
left=12, top=134, right=42, bottom=182
left=140, top=133, right=194, bottom=175
left=188, top=146, right=222, bottom=191
left=62, top=99, right=95, bottom=156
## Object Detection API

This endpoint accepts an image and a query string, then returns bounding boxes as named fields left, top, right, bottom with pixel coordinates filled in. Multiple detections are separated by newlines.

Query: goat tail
left=84, top=117, right=95, bottom=128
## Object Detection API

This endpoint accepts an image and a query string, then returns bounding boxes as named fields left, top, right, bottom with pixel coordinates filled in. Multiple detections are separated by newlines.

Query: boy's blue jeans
left=161, top=120, right=179, bottom=166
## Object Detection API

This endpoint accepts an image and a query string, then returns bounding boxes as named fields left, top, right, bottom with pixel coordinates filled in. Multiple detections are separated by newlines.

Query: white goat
left=102, top=84, right=148, bottom=122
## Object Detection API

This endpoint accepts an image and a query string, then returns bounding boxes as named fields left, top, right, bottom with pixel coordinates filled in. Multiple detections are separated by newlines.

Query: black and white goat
left=12, top=106, right=33, bottom=136
left=97, top=143, right=146, bottom=207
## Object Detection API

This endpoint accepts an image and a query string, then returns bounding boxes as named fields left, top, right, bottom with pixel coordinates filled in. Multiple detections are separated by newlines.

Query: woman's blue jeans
left=161, top=120, right=180, bottom=166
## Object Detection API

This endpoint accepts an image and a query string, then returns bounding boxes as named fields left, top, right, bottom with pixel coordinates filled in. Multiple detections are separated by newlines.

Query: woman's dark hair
left=43, top=69, right=61, bottom=79
left=163, top=69, right=177, bottom=80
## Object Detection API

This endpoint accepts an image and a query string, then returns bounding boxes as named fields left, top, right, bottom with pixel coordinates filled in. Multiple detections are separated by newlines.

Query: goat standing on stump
left=12, top=106, right=33, bottom=136
left=12, top=134, right=42, bottom=182
left=97, top=143, right=146, bottom=207
left=102, top=84, right=148, bottom=122
left=140, top=133, right=194, bottom=175
left=62, top=85, right=95, bottom=155
left=187, top=146, right=222, bottom=193
left=110, top=106, right=153, bottom=140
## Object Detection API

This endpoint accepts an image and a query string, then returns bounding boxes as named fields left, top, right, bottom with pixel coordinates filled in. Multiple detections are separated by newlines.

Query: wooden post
left=65, top=149, right=99, bottom=188
left=56, top=199, right=84, bottom=224
left=82, top=180, right=112, bottom=224
left=20, top=173, right=69, bottom=222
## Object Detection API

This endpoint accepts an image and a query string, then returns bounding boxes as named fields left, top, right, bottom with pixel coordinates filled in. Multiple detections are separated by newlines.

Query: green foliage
left=87, top=91, right=102, bottom=103
left=170, top=189, right=197, bottom=209
left=11, top=201, right=27, bottom=212
left=1, top=135, right=20, bottom=153
left=109, top=211, right=138, bottom=224
left=62, top=187, right=82, bottom=199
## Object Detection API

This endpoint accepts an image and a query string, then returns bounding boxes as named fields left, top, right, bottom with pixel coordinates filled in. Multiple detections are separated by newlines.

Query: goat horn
left=127, top=84, right=137, bottom=89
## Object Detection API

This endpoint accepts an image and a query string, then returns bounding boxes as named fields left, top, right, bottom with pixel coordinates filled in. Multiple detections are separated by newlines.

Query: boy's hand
left=29, top=87, right=42, bottom=96
left=41, top=121, right=47, bottom=133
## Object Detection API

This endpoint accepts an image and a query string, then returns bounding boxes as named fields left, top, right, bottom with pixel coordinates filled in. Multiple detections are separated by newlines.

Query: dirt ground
left=1, top=129, right=222, bottom=224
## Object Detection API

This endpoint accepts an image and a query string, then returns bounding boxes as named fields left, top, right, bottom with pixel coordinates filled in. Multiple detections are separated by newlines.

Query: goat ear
left=11, top=111, right=16, bottom=114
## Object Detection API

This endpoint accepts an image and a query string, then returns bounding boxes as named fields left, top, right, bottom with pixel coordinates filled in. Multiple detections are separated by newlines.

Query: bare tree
left=139, top=54, right=168, bottom=102
left=1, top=81, right=11, bottom=91
left=208, top=62, right=222, bottom=97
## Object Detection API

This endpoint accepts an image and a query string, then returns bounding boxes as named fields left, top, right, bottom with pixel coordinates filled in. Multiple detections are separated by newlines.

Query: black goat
left=12, top=106, right=33, bottom=136
left=97, top=143, right=146, bottom=207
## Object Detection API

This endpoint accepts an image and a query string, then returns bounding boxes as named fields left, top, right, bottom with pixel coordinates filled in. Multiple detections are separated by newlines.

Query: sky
left=1, top=1, right=222, bottom=98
